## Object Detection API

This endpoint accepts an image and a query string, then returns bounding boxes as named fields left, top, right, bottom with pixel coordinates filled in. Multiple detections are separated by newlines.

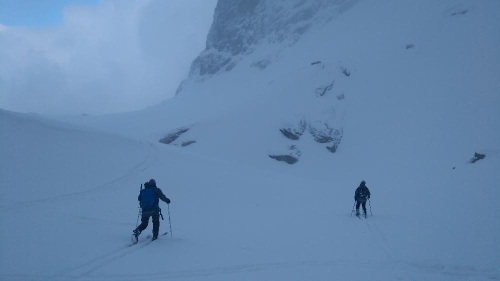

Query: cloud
left=0, top=0, right=217, bottom=115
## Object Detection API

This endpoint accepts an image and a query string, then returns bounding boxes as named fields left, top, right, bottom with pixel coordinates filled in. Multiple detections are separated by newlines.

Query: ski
left=353, top=213, right=368, bottom=219
left=129, top=231, right=168, bottom=247
left=153, top=231, right=169, bottom=240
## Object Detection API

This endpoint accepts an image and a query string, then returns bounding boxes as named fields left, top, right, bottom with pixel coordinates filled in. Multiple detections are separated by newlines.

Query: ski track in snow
left=365, top=218, right=418, bottom=281
left=53, top=258, right=498, bottom=281
left=0, top=142, right=159, bottom=212
left=38, top=217, right=496, bottom=281
left=49, top=236, right=159, bottom=281
left=363, top=217, right=497, bottom=281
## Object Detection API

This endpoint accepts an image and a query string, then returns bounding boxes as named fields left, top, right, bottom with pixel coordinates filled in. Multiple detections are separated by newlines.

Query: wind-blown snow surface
left=1, top=0, right=500, bottom=280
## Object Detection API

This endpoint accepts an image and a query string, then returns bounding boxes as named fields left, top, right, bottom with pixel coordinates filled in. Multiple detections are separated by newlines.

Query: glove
left=166, top=198, right=171, bottom=204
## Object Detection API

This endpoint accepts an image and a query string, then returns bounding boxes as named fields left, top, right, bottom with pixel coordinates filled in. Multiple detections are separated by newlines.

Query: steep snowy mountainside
left=59, top=0, right=500, bottom=174
left=182, top=0, right=355, bottom=84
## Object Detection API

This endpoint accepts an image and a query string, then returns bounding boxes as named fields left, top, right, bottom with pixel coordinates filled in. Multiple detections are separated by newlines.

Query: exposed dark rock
left=315, top=81, right=335, bottom=97
left=341, top=67, right=351, bottom=76
left=327, top=144, right=338, bottom=153
left=269, top=154, right=299, bottom=164
left=309, top=123, right=343, bottom=153
left=451, top=10, right=468, bottom=16
left=470, top=152, right=486, bottom=163
left=252, top=58, right=272, bottom=69
left=269, top=145, right=301, bottom=164
left=309, top=125, right=337, bottom=143
left=188, top=1, right=352, bottom=78
left=226, top=61, right=237, bottom=72
left=406, top=44, right=415, bottom=49
left=159, top=128, right=190, bottom=144
left=280, top=128, right=300, bottom=140
left=337, top=93, right=345, bottom=101
left=181, top=140, right=196, bottom=147
left=311, top=61, right=321, bottom=65
left=280, top=119, right=307, bottom=140
left=314, top=134, right=333, bottom=143
left=192, top=54, right=232, bottom=76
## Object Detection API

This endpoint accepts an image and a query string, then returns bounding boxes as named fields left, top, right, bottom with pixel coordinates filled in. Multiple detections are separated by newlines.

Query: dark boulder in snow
left=181, top=140, right=196, bottom=147
left=159, top=128, right=190, bottom=144
left=308, top=123, right=343, bottom=153
left=451, top=10, right=468, bottom=16
left=280, top=128, right=301, bottom=140
left=469, top=152, right=486, bottom=163
left=308, top=124, right=342, bottom=144
left=315, top=81, right=335, bottom=97
left=340, top=67, right=351, bottom=76
left=269, top=154, right=299, bottom=164
left=326, top=144, right=339, bottom=153
left=269, top=145, right=301, bottom=164
left=251, top=57, right=272, bottom=69
left=280, top=119, right=307, bottom=140
left=280, top=125, right=305, bottom=140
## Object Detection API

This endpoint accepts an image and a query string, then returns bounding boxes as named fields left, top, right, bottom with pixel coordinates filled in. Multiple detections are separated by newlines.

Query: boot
left=133, top=229, right=141, bottom=239
left=355, top=210, right=360, bottom=216
left=152, top=236, right=158, bottom=241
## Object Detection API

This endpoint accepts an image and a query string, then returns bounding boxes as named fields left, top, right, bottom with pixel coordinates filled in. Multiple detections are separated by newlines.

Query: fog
left=0, top=0, right=217, bottom=115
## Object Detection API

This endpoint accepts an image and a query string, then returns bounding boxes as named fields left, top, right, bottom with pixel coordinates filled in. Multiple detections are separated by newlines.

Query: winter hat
left=361, top=180, right=366, bottom=186
left=149, top=179, right=156, bottom=186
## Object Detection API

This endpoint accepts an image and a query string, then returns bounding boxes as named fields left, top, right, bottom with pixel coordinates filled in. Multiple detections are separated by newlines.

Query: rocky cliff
left=183, top=0, right=358, bottom=82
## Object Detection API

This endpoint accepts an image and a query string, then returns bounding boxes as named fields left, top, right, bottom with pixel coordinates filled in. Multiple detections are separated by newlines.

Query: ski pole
left=167, top=204, right=173, bottom=237
left=135, top=184, right=143, bottom=228
left=350, top=201, right=356, bottom=216
left=368, top=199, right=373, bottom=216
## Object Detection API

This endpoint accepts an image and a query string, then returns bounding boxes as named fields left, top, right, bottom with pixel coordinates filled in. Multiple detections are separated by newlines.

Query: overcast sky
left=0, top=0, right=217, bottom=115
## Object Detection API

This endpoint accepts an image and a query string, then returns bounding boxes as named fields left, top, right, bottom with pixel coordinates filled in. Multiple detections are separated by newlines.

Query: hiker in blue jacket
left=133, top=179, right=170, bottom=241
left=354, top=180, right=371, bottom=217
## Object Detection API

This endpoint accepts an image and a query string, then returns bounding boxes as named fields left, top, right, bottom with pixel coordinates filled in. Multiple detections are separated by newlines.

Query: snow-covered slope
left=54, top=0, right=500, bottom=178
left=0, top=109, right=158, bottom=278
left=1, top=0, right=500, bottom=280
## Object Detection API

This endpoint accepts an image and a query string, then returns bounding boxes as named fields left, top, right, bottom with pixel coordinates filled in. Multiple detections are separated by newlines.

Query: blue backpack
left=140, top=188, right=158, bottom=213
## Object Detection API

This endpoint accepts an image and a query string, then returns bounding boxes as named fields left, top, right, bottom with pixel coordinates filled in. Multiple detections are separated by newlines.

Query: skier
left=133, top=179, right=171, bottom=241
left=354, top=180, right=371, bottom=217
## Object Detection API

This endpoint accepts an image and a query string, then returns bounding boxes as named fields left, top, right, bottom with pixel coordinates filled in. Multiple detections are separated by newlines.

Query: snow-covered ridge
left=183, top=0, right=357, bottom=84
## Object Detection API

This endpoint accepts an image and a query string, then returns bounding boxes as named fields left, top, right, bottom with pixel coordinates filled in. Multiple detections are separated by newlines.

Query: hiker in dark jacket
left=354, top=180, right=371, bottom=217
left=133, top=179, right=170, bottom=241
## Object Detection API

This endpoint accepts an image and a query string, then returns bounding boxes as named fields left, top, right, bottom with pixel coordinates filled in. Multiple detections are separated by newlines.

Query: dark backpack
left=357, top=187, right=368, bottom=201
left=140, top=188, right=157, bottom=212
